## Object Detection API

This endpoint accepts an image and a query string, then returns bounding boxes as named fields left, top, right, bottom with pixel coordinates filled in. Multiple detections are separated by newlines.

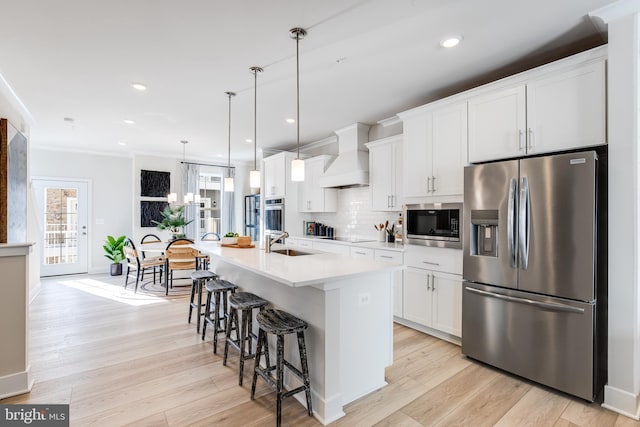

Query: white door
left=32, top=179, right=89, bottom=276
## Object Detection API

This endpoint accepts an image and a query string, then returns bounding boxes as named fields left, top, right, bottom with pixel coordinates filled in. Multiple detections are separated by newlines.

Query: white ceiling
left=0, top=0, right=613, bottom=164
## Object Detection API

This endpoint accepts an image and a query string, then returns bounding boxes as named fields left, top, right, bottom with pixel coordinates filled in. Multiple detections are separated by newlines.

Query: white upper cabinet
left=298, top=155, right=337, bottom=213
left=263, top=152, right=294, bottom=198
left=469, top=57, right=606, bottom=163
left=366, top=135, right=403, bottom=211
left=401, top=101, right=467, bottom=198
left=526, top=60, right=606, bottom=155
left=468, top=85, right=527, bottom=162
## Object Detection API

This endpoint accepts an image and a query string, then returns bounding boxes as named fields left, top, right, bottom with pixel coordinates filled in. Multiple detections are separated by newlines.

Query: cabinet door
left=263, top=155, right=285, bottom=197
left=369, top=143, right=394, bottom=210
left=376, top=249, right=404, bottom=317
left=432, top=102, right=467, bottom=196
left=468, top=85, right=526, bottom=163
left=526, top=60, right=606, bottom=155
left=403, top=267, right=432, bottom=326
left=307, top=158, right=325, bottom=212
left=403, top=114, right=433, bottom=197
left=431, top=271, right=462, bottom=337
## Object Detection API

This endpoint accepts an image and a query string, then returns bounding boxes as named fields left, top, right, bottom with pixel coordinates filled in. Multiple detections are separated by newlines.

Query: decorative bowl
left=221, top=237, right=238, bottom=245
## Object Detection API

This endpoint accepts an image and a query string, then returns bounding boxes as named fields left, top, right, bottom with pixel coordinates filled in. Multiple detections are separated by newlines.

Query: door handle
left=507, top=178, right=517, bottom=268
left=528, top=128, right=534, bottom=150
left=432, top=176, right=436, bottom=193
left=422, top=261, right=439, bottom=266
left=465, top=286, right=585, bottom=314
left=519, top=177, right=530, bottom=270
left=427, top=177, right=432, bottom=193
left=426, top=273, right=431, bottom=290
left=431, top=274, right=435, bottom=291
left=518, top=129, right=525, bottom=150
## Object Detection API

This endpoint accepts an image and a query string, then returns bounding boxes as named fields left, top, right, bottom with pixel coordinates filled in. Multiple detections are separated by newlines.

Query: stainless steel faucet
left=265, top=231, right=289, bottom=253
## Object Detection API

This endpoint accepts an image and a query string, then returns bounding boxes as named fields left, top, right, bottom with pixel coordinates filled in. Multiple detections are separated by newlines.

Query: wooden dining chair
left=123, top=238, right=165, bottom=293
left=140, top=233, right=163, bottom=278
left=164, top=239, right=200, bottom=295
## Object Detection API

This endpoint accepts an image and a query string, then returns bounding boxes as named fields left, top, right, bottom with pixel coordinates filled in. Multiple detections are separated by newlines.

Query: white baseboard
left=0, top=367, right=33, bottom=400
left=603, top=384, right=640, bottom=420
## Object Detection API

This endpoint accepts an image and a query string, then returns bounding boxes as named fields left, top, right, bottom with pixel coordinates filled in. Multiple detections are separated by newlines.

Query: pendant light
left=290, top=27, right=306, bottom=182
left=249, top=66, right=263, bottom=189
left=224, top=91, right=236, bottom=192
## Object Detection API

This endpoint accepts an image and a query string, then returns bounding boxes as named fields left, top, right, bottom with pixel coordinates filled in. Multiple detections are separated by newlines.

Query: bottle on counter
left=395, top=213, right=403, bottom=243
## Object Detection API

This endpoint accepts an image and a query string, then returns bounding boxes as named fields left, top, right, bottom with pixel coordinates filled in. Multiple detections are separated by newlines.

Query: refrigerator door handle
left=519, top=177, right=530, bottom=269
left=465, top=286, right=585, bottom=314
left=508, top=178, right=517, bottom=268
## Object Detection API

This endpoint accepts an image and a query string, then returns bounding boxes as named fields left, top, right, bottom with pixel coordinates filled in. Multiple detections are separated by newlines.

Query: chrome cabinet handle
left=422, top=261, right=439, bottom=266
left=507, top=178, right=517, bottom=268
left=432, top=176, right=436, bottom=193
left=426, top=273, right=431, bottom=290
left=431, top=274, right=435, bottom=291
left=427, top=177, right=432, bottom=193
left=387, top=195, right=391, bottom=208
left=380, top=255, right=393, bottom=259
left=528, top=128, right=534, bottom=150
left=354, top=251, right=366, bottom=255
left=518, top=129, right=525, bottom=150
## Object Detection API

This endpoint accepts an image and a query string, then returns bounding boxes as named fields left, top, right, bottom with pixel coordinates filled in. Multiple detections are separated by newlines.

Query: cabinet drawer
left=404, top=245, right=462, bottom=274
left=350, top=247, right=374, bottom=259
left=375, top=249, right=403, bottom=264
left=312, top=241, right=350, bottom=255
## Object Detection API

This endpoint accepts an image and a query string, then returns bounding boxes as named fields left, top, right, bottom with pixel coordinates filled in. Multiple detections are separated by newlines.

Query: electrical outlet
left=358, top=293, right=371, bottom=305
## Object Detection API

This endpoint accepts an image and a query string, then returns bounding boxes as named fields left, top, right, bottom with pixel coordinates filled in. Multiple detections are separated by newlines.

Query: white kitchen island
left=198, top=241, right=403, bottom=425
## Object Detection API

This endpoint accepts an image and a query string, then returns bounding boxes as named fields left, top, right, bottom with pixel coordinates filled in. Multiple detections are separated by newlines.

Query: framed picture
left=140, top=170, right=170, bottom=197
left=140, top=201, right=168, bottom=227
left=304, top=221, right=315, bottom=236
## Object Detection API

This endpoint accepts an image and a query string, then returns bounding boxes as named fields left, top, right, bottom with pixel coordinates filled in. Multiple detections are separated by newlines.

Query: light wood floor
left=2, top=274, right=638, bottom=427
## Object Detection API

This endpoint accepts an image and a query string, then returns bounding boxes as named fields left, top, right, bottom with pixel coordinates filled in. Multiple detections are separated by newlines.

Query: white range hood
left=319, top=123, right=371, bottom=188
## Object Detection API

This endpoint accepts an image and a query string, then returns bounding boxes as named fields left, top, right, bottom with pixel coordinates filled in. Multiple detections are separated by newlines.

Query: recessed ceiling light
left=131, top=82, right=147, bottom=91
left=285, top=118, right=295, bottom=124
left=217, top=154, right=223, bottom=158
left=63, top=117, right=74, bottom=123
left=118, top=141, right=127, bottom=146
left=123, top=119, right=135, bottom=125
left=440, top=35, right=462, bottom=48
left=245, top=138, right=253, bottom=143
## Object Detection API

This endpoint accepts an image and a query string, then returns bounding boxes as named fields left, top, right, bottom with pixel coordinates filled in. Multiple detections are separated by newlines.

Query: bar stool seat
left=202, top=279, right=238, bottom=353
left=251, top=309, right=313, bottom=427
left=224, top=292, right=269, bottom=386
left=189, top=270, right=218, bottom=333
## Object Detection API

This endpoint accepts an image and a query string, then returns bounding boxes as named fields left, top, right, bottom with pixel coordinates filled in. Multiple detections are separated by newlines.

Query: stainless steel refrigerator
left=244, top=194, right=260, bottom=241
left=462, top=150, right=607, bottom=402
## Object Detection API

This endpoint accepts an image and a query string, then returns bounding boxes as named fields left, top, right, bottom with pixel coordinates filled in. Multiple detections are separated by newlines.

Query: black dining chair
left=123, top=238, right=165, bottom=293
left=201, top=232, right=221, bottom=241
left=140, top=233, right=163, bottom=278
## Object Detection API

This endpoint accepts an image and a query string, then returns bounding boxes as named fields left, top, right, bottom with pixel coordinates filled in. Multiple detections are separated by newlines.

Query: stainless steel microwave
left=403, top=203, right=462, bottom=248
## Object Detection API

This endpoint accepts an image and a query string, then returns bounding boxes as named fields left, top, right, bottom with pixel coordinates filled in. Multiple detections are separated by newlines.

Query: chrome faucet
left=265, top=231, right=289, bottom=253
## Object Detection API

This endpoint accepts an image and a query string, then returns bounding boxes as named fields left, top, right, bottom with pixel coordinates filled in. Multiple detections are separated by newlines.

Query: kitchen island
left=197, top=241, right=403, bottom=425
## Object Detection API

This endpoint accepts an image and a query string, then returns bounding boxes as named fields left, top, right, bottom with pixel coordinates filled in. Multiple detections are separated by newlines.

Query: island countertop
left=197, top=241, right=403, bottom=288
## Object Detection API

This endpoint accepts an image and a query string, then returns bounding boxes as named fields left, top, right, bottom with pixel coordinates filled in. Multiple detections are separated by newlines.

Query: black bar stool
left=223, top=292, right=268, bottom=386
left=202, top=279, right=238, bottom=353
left=251, top=309, right=313, bottom=427
left=189, top=270, right=218, bottom=333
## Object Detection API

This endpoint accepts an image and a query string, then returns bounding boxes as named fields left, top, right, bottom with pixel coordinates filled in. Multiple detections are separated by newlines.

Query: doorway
left=32, top=178, right=89, bottom=276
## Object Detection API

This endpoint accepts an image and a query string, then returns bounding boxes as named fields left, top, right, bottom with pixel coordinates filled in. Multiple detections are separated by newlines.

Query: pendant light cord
left=253, top=69, right=258, bottom=170
left=296, top=32, right=300, bottom=160
left=225, top=91, right=236, bottom=178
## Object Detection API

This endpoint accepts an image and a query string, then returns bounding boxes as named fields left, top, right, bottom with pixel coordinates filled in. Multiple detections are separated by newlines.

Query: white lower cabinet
left=403, top=267, right=462, bottom=337
left=375, top=249, right=403, bottom=318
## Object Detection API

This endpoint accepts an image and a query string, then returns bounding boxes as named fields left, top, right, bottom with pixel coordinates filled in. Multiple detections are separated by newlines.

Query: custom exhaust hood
left=319, top=123, right=371, bottom=188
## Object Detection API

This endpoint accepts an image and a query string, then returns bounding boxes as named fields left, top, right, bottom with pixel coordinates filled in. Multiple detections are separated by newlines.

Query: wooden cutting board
left=221, top=243, right=255, bottom=248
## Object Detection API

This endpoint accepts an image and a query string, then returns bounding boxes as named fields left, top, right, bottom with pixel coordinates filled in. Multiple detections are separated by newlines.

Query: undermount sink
left=271, top=248, right=313, bottom=256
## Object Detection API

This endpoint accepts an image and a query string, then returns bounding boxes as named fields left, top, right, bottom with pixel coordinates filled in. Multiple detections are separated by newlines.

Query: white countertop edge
left=288, top=236, right=405, bottom=252
left=0, top=242, right=35, bottom=257
left=200, top=243, right=404, bottom=288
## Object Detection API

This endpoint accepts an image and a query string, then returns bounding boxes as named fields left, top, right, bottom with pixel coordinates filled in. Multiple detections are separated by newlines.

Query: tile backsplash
left=307, top=187, right=401, bottom=240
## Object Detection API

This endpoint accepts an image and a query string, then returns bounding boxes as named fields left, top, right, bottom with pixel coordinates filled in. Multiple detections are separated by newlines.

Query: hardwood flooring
left=2, top=274, right=638, bottom=426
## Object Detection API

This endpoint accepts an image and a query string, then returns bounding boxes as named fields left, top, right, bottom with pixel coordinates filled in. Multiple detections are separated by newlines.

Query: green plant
left=152, top=205, right=193, bottom=234
left=103, top=235, right=126, bottom=264
left=224, top=232, right=239, bottom=237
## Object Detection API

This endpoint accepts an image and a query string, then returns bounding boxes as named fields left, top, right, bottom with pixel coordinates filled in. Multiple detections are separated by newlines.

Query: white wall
left=30, top=148, right=133, bottom=274
left=593, top=2, right=640, bottom=419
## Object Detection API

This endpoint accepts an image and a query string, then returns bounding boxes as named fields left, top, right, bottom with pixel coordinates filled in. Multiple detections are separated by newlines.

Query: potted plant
left=152, top=205, right=193, bottom=240
left=103, top=235, right=126, bottom=276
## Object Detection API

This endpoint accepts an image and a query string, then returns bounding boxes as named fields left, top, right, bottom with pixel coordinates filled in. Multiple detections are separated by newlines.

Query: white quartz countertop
left=198, top=241, right=403, bottom=287
left=287, top=235, right=405, bottom=252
